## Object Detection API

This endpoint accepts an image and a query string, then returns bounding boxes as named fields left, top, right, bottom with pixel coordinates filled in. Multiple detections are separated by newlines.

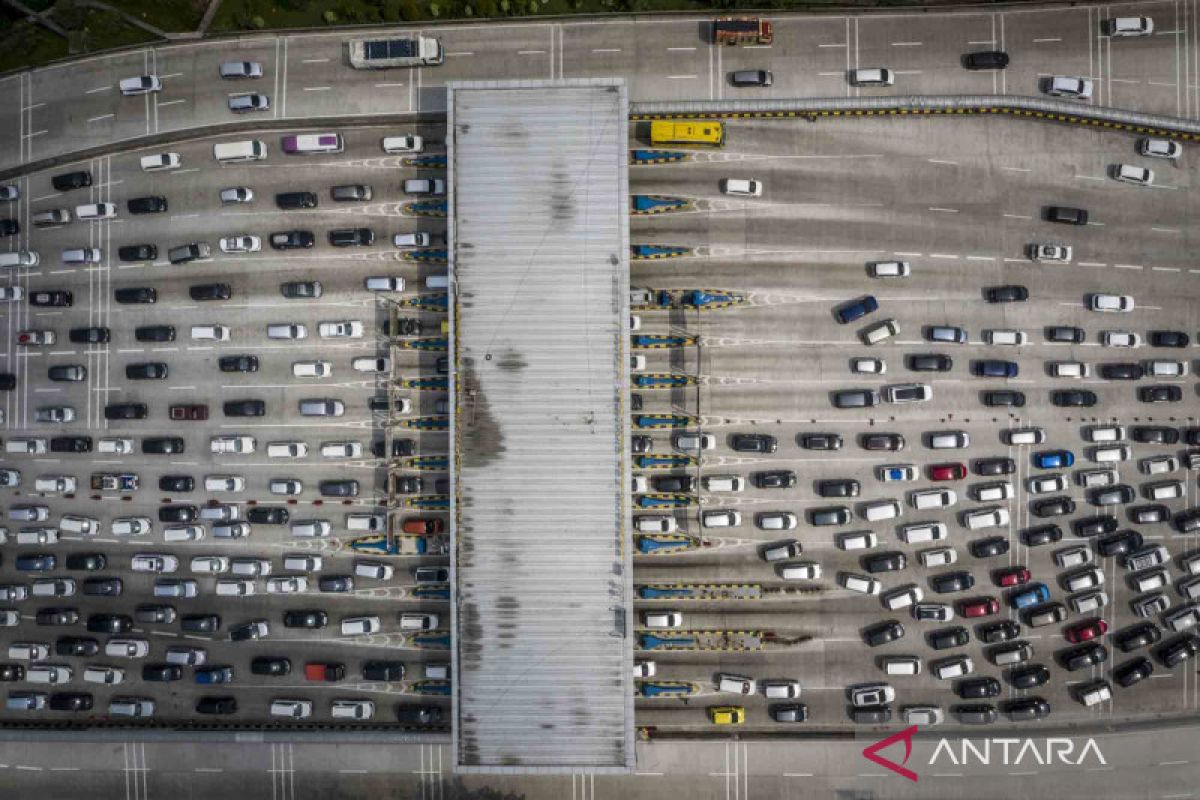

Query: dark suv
left=135, top=325, right=175, bottom=342
left=143, top=437, right=185, bottom=455
left=270, top=230, right=315, bottom=250
left=1046, top=326, right=1085, bottom=343
left=69, top=327, right=110, bottom=344
left=907, top=354, right=952, bottom=372
left=190, top=283, right=232, bottom=302
left=126, top=362, right=168, bottom=380
left=118, top=244, right=157, bottom=262
left=275, top=191, right=318, bottom=210
left=223, top=399, right=266, bottom=417
left=328, top=228, right=375, bottom=247
left=731, top=433, right=777, bottom=453
left=115, top=287, right=156, bottom=304
left=104, top=403, right=148, bottom=420
left=127, top=196, right=168, bottom=214
left=219, top=355, right=259, bottom=373
left=753, top=470, right=796, bottom=489
left=51, top=171, right=92, bottom=191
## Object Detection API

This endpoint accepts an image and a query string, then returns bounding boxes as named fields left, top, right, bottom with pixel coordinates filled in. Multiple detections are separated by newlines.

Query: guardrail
left=631, top=95, right=1200, bottom=140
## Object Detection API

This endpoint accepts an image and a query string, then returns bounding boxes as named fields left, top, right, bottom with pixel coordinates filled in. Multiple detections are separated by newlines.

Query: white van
left=62, top=248, right=101, bottom=264
left=1093, top=445, right=1131, bottom=463
left=862, top=499, right=901, bottom=522
left=8, top=643, right=49, bottom=661
left=973, top=482, right=1013, bottom=502
left=163, top=526, right=204, bottom=542
left=346, top=513, right=385, bottom=532
left=281, top=133, right=343, bottom=154
left=702, top=475, right=745, bottom=493
left=109, top=698, right=154, bottom=717
left=862, top=319, right=899, bottom=345
left=426, top=275, right=450, bottom=290
left=140, top=153, right=181, bottom=172
left=1142, top=456, right=1178, bottom=476
left=837, top=531, right=878, bottom=551
left=75, top=203, right=116, bottom=220
left=0, top=251, right=39, bottom=268
left=15, top=528, right=57, bottom=545
left=881, top=656, right=921, bottom=676
left=213, top=140, right=267, bottom=162
left=1087, top=426, right=1125, bottom=443
left=271, top=699, right=313, bottom=719
left=898, top=522, right=947, bottom=544
left=382, top=135, right=422, bottom=153
left=701, top=509, right=741, bottom=528
left=331, top=700, right=375, bottom=719
left=1144, top=360, right=1187, bottom=377
left=964, top=506, right=1009, bottom=530
left=267, top=441, right=308, bottom=458
left=911, top=489, right=956, bottom=510
left=365, top=276, right=405, bottom=292
left=27, top=665, right=71, bottom=684
left=191, top=324, right=230, bottom=342
left=267, top=323, right=307, bottom=340
left=985, top=329, right=1025, bottom=346
left=59, top=515, right=98, bottom=535
left=216, top=579, right=255, bottom=597
left=1146, top=481, right=1184, bottom=501
left=850, top=67, right=895, bottom=86
left=838, top=572, right=881, bottom=594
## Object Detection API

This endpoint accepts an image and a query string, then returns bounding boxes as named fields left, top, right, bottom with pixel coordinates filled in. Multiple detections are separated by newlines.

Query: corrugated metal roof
left=447, top=79, right=634, bottom=773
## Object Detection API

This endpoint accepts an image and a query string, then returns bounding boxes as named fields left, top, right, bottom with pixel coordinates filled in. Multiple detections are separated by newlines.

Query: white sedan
left=190, top=556, right=231, bottom=574
left=219, top=235, right=261, bottom=253
left=318, top=321, right=364, bottom=338
left=635, top=516, right=676, bottom=534
left=352, top=357, right=391, bottom=373
left=320, top=441, right=363, bottom=459
left=266, top=576, right=308, bottom=594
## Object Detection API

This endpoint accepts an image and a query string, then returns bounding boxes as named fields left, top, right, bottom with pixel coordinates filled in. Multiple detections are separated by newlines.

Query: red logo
left=862, top=725, right=919, bottom=782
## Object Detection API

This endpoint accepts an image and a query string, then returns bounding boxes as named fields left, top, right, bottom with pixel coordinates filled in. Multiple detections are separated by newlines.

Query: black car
left=1142, top=383, right=1180, bottom=402
left=731, top=433, right=777, bottom=453
left=1051, top=389, right=1098, bottom=407
left=863, top=551, right=907, bottom=573
left=223, top=399, right=265, bottom=417
left=1046, top=325, right=1085, bottom=343
left=363, top=661, right=405, bottom=681
left=104, top=403, right=147, bottom=420
left=1100, top=362, right=1144, bottom=381
left=1006, top=663, right=1050, bottom=689
left=906, top=353, right=953, bottom=372
left=1002, top=697, right=1050, bottom=721
left=158, top=505, right=198, bottom=523
left=328, top=228, right=375, bottom=247
left=275, top=191, right=318, bottom=210
left=1114, top=656, right=1154, bottom=688
left=414, top=567, right=449, bottom=584
left=1113, top=623, right=1161, bottom=654
left=181, top=614, right=220, bottom=633
left=978, top=620, right=1020, bottom=644
left=247, top=507, right=288, bottom=525
left=1044, top=205, right=1088, bottom=225
left=375, top=438, right=415, bottom=459
left=648, top=474, right=695, bottom=494
left=35, top=608, right=79, bottom=626
left=86, top=614, right=132, bottom=634
left=929, top=626, right=970, bottom=650
left=65, top=553, right=105, bottom=571
left=52, top=171, right=92, bottom=191
left=956, top=676, right=1001, bottom=699
left=251, top=657, right=291, bottom=676
left=281, top=281, right=322, bottom=299
left=320, top=479, right=360, bottom=497
left=82, top=578, right=122, bottom=596
left=69, top=327, right=111, bottom=344
left=863, top=620, right=905, bottom=647
left=115, top=287, right=156, bottom=304
left=1185, top=428, right=1200, bottom=446
left=0, top=219, right=16, bottom=236
left=1060, top=643, right=1108, bottom=671
left=219, top=355, right=259, bottom=373
left=16, top=554, right=55, bottom=571
left=1157, top=634, right=1200, bottom=668
left=30, top=290, right=72, bottom=307
left=1150, top=330, right=1189, bottom=348
left=1129, top=505, right=1169, bottom=525
left=48, top=364, right=86, bottom=382
left=126, top=362, right=168, bottom=380
left=962, top=50, right=1009, bottom=69
left=630, top=435, right=651, bottom=454
left=1074, top=515, right=1119, bottom=538
left=799, top=433, right=842, bottom=450
left=190, top=283, right=232, bottom=302
left=48, top=693, right=93, bottom=712
left=973, top=457, right=1015, bottom=476
left=751, top=470, right=795, bottom=490
left=0, top=665, right=25, bottom=681
left=50, top=435, right=92, bottom=453
left=1176, top=509, right=1200, bottom=533
left=983, top=390, right=1025, bottom=408
left=817, top=479, right=860, bottom=498
left=931, top=571, right=974, bottom=594
left=159, top=475, right=195, bottom=493
left=970, top=536, right=1009, bottom=559
left=134, top=605, right=176, bottom=624
left=318, top=575, right=354, bottom=593
left=1089, top=484, right=1135, bottom=507
left=860, top=433, right=904, bottom=451
left=127, top=196, right=167, bottom=214
left=135, top=325, right=175, bottom=342
left=1031, top=496, right=1076, bottom=518
left=143, top=437, right=184, bottom=455
left=283, top=610, right=328, bottom=629
left=55, top=637, right=99, bottom=657
left=1020, top=524, right=1062, bottom=547
left=117, top=244, right=157, bottom=262
left=1131, top=426, right=1179, bottom=444
left=984, top=285, right=1028, bottom=303
left=196, top=697, right=237, bottom=715
left=396, top=705, right=443, bottom=726
left=270, top=230, right=315, bottom=249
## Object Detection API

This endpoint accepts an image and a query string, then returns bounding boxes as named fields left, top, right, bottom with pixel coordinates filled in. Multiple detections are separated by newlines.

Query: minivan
left=169, top=243, right=211, bottom=264
left=862, top=500, right=901, bottom=522
left=62, top=248, right=101, bottom=264
left=912, top=489, right=955, bottom=510
left=730, top=69, right=773, bottom=87
left=985, top=329, right=1026, bottom=346
left=213, top=140, right=267, bottom=162
left=881, top=656, right=920, bottom=675
left=267, top=323, right=306, bottom=340
left=0, top=251, right=39, bottom=268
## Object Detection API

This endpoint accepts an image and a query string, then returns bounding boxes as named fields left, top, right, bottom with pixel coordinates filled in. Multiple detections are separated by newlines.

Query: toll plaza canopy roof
left=446, top=79, right=634, bottom=773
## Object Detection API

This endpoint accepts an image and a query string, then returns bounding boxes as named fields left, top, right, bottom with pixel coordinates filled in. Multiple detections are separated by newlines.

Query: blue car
left=1008, top=582, right=1051, bottom=610
left=1033, top=450, right=1074, bottom=469
left=194, top=666, right=234, bottom=685
left=834, top=295, right=878, bottom=324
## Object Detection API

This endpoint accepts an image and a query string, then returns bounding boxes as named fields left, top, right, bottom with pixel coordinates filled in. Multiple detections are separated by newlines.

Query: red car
left=929, top=463, right=967, bottom=481
left=1065, top=618, right=1109, bottom=644
left=402, top=518, right=444, bottom=535
left=995, top=566, right=1031, bottom=587
left=958, top=596, right=1001, bottom=618
left=169, top=404, right=209, bottom=421
left=304, top=662, right=346, bottom=682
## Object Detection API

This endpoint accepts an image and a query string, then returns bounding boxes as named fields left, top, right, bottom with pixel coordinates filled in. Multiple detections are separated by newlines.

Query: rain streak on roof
left=447, top=79, right=634, bottom=773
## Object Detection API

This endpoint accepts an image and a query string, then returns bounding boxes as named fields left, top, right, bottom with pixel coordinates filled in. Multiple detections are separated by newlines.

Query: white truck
left=349, top=37, right=443, bottom=68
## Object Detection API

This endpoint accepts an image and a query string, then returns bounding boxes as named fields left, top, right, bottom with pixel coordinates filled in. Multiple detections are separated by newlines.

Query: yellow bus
left=650, top=120, right=725, bottom=148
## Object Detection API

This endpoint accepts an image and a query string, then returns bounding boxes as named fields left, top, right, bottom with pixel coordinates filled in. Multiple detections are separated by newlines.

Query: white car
left=352, top=357, right=391, bottom=373
left=119, top=75, right=161, bottom=95
left=204, top=475, right=245, bottom=492
left=837, top=531, right=878, bottom=551
left=267, top=442, right=308, bottom=458
left=352, top=560, right=391, bottom=579
left=341, top=616, right=381, bottom=635
left=0, top=287, right=24, bottom=301
left=383, top=134, right=423, bottom=153
left=635, top=516, right=676, bottom=534
left=1090, top=293, right=1134, bottom=312
left=215, top=579, right=256, bottom=597
left=869, top=261, right=910, bottom=278
left=318, top=321, right=365, bottom=338
left=1055, top=546, right=1093, bottom=569
left=211, top=435, right=256, bottom=454
left=1140, top=137, right=1181, bottom=159
left=920, top=547, right=957, bottom=567
left=721, top=179, right=762, bottom=197
left=852, top=358, right=885, bottom=374
left=271, top=699, right=313, bottom=719
left=882, top=585, right=923, bottom=610
left=633, top=661, right=657, bottom=679
left=1063, top=567, right=1105, bottom=592
left=1111, top=164, right=1153, bottom=186
left=850, top=683, right=895, bottom=707
left=1029, top=243, right=1072, bottom=263
left=270, top=479, right=303, bottom=495
left=104, top=639, right=150, bottom=658
left=850, top=68, right=894, bottom=86
left=140, top=152, right=181, bottom=171
left=153, top=579, right=198, bottom=598
left=131, top=553, right=178, bottom=573
left=292, top=361, right=332, bottom=378
left=84, top=666, right=126, bottom=684
left=1051, top=361, right=1090, bottom=378
left=1044, top=75, right=1094, bottom=99
left=643, top=611, right=683, bottom=628
left=112, top=518, right=153, bottom=537
left=777, top=562, right=821, bottom=580
left=220, top=187, right=254, bottom=204
left=219, top=235, right=261, bottom=253
left=191, top=556, right=231, bottom=574
left=34, top=476, right=74, bottom=493
left=1145, top=360, right=1187, bottom=378
left=1105, top=16, right=1153, bottom=36
left=97, top=438, right=134, bottom=455
left=1102, top=330, right=1141, bottom=348
left=266, top=576, right=308, bottom=594
left=839, top=572, right=881, bottom=595
left=164, top=525, right=205, bottom=541
left=673, top=432, right=715, bottom=451
left=320, top=441, right=363, bottom=459
left=1028, top=474, right=1067, bottom=494
left=231, top=558, right=271, bottom=577
left=291, top=520, right=331, bottom=538
left=932, top=656, right=974, bottom=680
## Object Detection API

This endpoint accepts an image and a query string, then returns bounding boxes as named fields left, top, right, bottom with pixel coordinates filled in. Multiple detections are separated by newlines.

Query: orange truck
left=713, top=17, right=773, bottom=46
